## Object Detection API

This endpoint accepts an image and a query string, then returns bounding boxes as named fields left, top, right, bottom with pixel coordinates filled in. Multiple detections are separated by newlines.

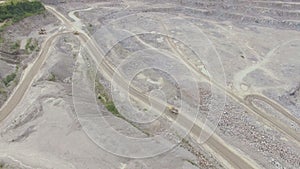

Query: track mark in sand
left=159, top=20, right=300, bottom=145
left=68, top=7, right=93, bottom=29
left=157, top=19, right=262, bottom=169
left=233, top=39, right=300, bottom=91
left=47, top=3, right=300, bottom=168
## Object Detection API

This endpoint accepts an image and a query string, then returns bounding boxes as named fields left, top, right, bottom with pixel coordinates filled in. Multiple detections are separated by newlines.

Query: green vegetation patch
left=25, top=38, right=32, bottom=50
left=0, top=36, right=4, bottom=43
left=47, top=72, right=56, bottom=82
left=11, top=40, right=20, bottom=50
left=105, top=101, right=122, bottom=118
left=25, top=38, right=37, bottom=53
left=95, top=80, right=150, bottom=136
left=0, top=87, right=6, bottom=95
left=0, top=0, right=45, bottom=24
left=95, top=81, right=123, bottom=118
left=3, top=72, right=16, bottom=86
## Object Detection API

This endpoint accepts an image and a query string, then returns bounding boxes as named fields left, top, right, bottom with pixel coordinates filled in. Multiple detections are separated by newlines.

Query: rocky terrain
left=0, top=0, right=299, bottom=169
left=0, top=7, right=59, bottom=107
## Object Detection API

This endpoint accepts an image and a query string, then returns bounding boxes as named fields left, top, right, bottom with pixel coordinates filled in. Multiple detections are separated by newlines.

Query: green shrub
left=95, top=81, right=123, bottom=118
left=47, top=73, right=56, bottom=81
left=28, top=43, right=36, bottom=51
left=0, top=87, right=6, bottom=94
left=25, top=38, right=32, bottom=50
left=25, top=38, right=37, bottom=52
left=3, top=72, right=16, bottom=86
left=94, top=79, right=150, bottom=136
left=11, top=41, right=20, bottom=50
left=105, top=102, right=121, bottom=117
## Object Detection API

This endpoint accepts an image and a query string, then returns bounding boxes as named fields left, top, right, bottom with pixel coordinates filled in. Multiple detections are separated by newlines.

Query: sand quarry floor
left=0, top=0, right=299, bottom=169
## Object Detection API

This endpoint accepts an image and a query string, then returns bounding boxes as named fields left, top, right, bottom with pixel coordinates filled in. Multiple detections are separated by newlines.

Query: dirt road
left=0, top=4, right=280, bottom=169
left=0, top=32, right=71, bottom=122
left=46, top=5, right=264, bottom=169
left=245, top=94, right=300, bottom=126
left=0, top=3, right=298, bottom=169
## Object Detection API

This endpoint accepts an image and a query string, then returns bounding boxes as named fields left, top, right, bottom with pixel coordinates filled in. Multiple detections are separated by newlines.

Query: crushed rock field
left=0, top=0, right=299, bottom=169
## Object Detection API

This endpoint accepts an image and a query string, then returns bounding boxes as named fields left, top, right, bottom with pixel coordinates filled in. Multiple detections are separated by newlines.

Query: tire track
left=160, top=21, right=300, bottom=145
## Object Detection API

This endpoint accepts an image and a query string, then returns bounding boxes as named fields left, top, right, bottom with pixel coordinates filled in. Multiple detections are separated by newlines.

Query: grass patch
left=47, top=73, right=56, bottom=82
left=0, top=36, right=4, bottom=43
left=11, top=40, right=20, bottom=50
left=95, top=80, right=150, bottom=136
left=95, top=81, right=123, bottom=118
left=0, top=87, right=6, bottom=95
left=3, top=72, right=16, bottom=86
left=25, top=38, right=37, bottom=52
left=2, top=66, right=18, bottom=87
left=0, top=19, right=13, bottom=33
left=105, top=101, right=122, bottom=118
left=25, top=38, right=32, bottom=50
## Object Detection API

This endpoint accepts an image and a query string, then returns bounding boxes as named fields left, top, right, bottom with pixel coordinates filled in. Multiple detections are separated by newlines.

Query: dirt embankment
left=0, top=9, right=59, bottom=108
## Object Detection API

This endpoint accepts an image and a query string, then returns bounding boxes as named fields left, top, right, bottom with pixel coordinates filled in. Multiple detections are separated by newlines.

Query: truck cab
left=168, top=106, right=179, bottom=114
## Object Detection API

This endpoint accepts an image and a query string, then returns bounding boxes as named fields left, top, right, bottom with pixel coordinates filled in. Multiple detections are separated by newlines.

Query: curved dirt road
left=0, top=32, right=72, bottom=122
left=245, top=94, right=300, bottom=126
left=46, top=5, right=264, bottom=169
left=0, top=4, right=293, bottom=169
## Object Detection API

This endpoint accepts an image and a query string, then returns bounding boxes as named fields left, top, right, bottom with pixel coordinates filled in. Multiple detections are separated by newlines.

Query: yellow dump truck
left=168, top=106, right=179, bottom=114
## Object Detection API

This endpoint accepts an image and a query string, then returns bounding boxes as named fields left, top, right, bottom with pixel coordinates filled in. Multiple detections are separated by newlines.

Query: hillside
left=0, top=0, right=45, bottom=24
